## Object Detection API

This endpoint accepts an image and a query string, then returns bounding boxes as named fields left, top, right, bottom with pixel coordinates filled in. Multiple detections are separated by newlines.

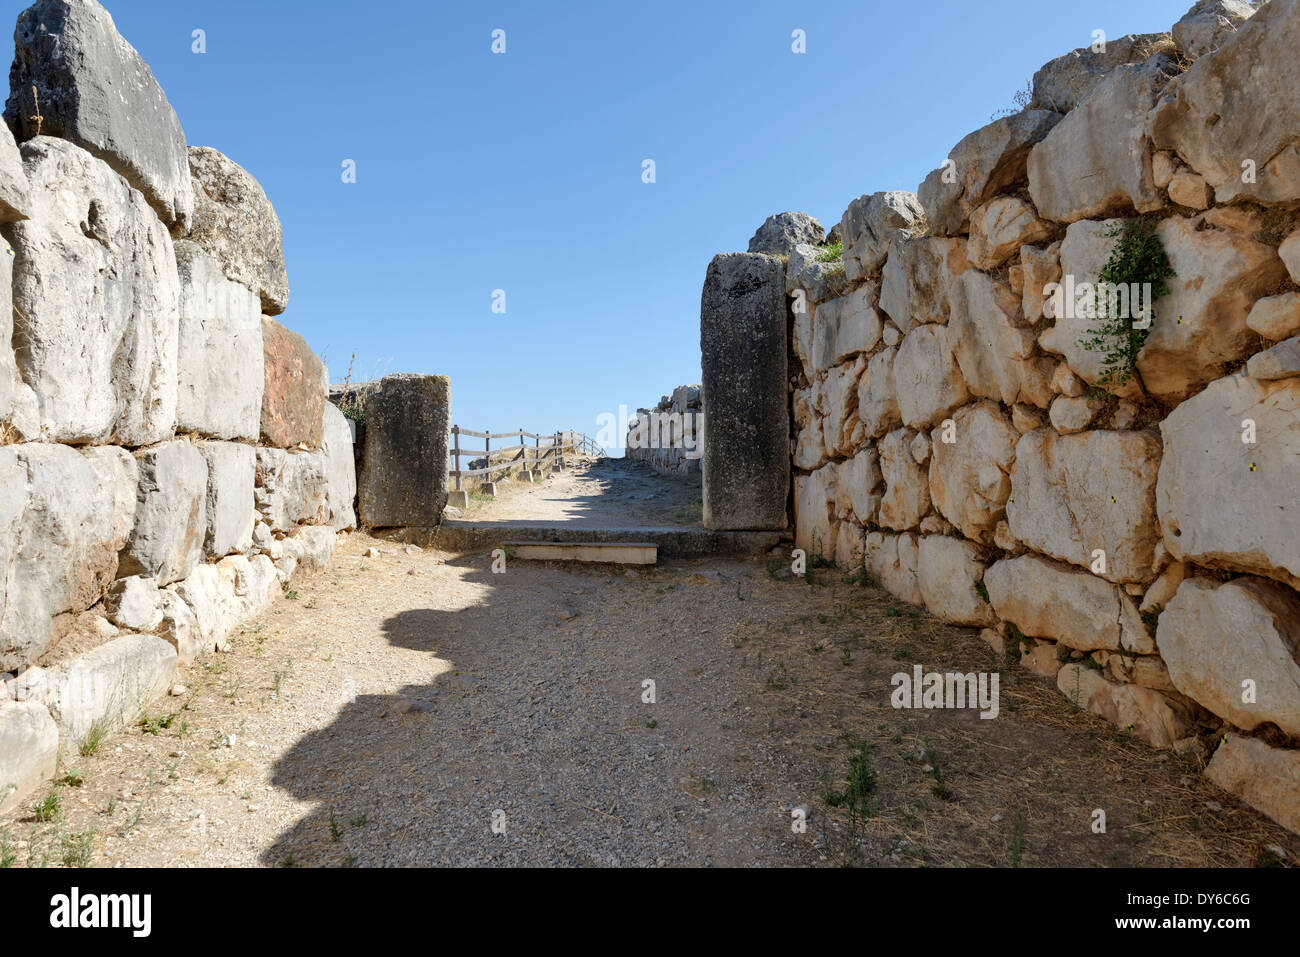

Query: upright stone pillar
left=359, top=374, right=451, bottom=527
left=700, top=253, right=790, bottom=530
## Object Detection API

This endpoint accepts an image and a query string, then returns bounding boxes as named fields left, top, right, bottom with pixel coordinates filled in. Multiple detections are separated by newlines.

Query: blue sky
left=3, top=0, right=1194, bottom=451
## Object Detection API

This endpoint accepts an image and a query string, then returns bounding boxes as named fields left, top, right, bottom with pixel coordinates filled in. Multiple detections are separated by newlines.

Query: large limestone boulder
left=255, top=448, right=329, bottom=531
left=0, top=121, right=29, bottom=222
left=119, top=440, right=207, bottom=586
left=44, top=634, right=177, bottom=751
left=948, top=271, right=1054, bottom=408
left=810, top=286, right=881, bottom=373
left=841, top=447, right=882, bottom=526
left=359, top=373, right=452, bottom=528
left=794, top=463, right=838, bottom=560
left=1056, top=662, right=1193, bottom=748
left=917, top=535, right=996, bottom=627
left=1247, top=337, right=1300, bottom=381
left=986, top=554, right=1155, bottom=653
left=1007, top=429, right=1162, bottom=583
left=967, top=197, right=1053, bottom=270
left=322, top=403, right=357, bottom=531
left=174, top=242, right=264, bottom=441
left=1205, top=735, right=1300, bottom=835
left=169, top=554, right=277, bottom=663
left=1027, top=54, right=1178, bottom=224
left=1156, top=373, right=1300, bottom=588
left=1246, top=292, right=1300, bottom=341
left=878, top=236, right=970, bottom=333
left=1158, top=576, right=1300, bottom=736
left=197, top=441, right=255, bottom=559
left=894, top=324, right=969, bottom=430
left=700, top=254, right=789, bottom=531
left=839, top=191, right=925, bottom=281
left=818, top=357, right=866, bottom=457
left=747, top=211, right=823, bottom=255
left=917, top=110, right=1061, bottom=237
left=1150, top=0, right=1300, bottom=205
left=261, top=317, right=325, bottom=449
left=0, top=700, right=57, bottom=814
left=856, top=345, right=902, bottom=439
left=927, top=401, right=1017, bottom=543
left=877, top=428, right=930, bottom=531
left=4, top=0, right=192, bottom=232
left=103, top=574, right=163, bottom=632
left=188, top=146, right=290, bottom=315
left=1173, top=0, right=1257, bottom=61
left=1135, top=216, right=1287, bottom=404
left=10, top=136, right=178, bottom=446
left=0, top=232, right=38, bottom=439
left=864, top=531, right=922, bottom=605
left=1029, top=33, right=1175, bottom=113
left=0, top=444, right=135, bottom=671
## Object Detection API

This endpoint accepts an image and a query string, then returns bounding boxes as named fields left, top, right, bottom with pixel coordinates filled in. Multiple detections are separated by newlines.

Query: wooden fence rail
left=449, top=426, right=606, bottom=491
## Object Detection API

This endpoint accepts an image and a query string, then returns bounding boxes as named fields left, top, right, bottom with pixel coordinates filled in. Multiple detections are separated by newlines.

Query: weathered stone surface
left=1056, top=662, right=1193, bottom=748
left=878, top=428, right=930, bottom=531
left=1246, top=292, right=1300, bottom=341
left=918, top=111, right=1061, bottom=236
left=968, top=196, right=1053, bottom=270
left=119, top=440, right=208, bottom=587
left=1136, top=216, right=1287, bottom=403
left=0, top=444, right=134, bottom=671
left=0, top=231, right=38, bottom=438
left=857, top=346, right=901, bottom=439
left=255, top=448, right=328, bottom=531
left=103, top=575, right=163, bottom=632
left=1280, top=230, right=1300, bottom=284
left=283, top=525, right=336, bottom=572
left=197, top=441, right=255, bottom=559
left=1173, top=0, right=1258, bottom=61
left=842, top=448, right=882, bottom=526
left=359, top=373, right=452, bottom=528
left=948, top=271, right=1054, bottom=408
left=927, top=401, right=1018, bottom=543
left=917, top=535, right=995, bottom=627
left=1038, top=218, right=1143, bottom=397
left=1049, top=395, right=1104, bottom=434
left=700, top=254, right=789, bottom=531
left=10, top=136, right=178, bottom=445
left=0, top=699, right=57, bottom=814
left=1167, top=170, right=1212, bottom=209
left=1158, top=576, right=1300, bottom=735
left=792, top=390, right=827, bottom=471
left=261, top=317, right=325, bottom=449
left=1028, top=54, right=1177, bottom=223
left=0, top=121, right=28, bottom=222
left=171, top=554, right=277, bottom=662
left=4, top=0, right=193, bottom=231
left=1151, top=0, right=1300, bottom=205
left=155, top=590, right=199, bottom=665
left=1248, top=337, right=1300, bottom=381
left=1205, top=734, right=1300, bottom=834
left=748, top=210, right=823, bottom=255
left=321, top=403, right=357, bottom=531
left=894, top=323, right=969, bottom=430
left=1156, top=372, right=1300, bottom=587
left=794, top=463, right=837, bottom=559
left=1153, top=150, right=1179, bottom=189
left=811, top=286, right=881, bottom=373
left=864, top=531, right=922, bottom=605
left=187, top=146, right=290, bottom=314
left=839, top=191, right=925, bottom=281
left=817, top=357, right=866, bottom=457
left=1008, top=429, right=1162, bottom=583
left=1030, top=33, right=1176, bottom=113
left=878, top=236, right=970, bottom=333
left=174, top=242, right=263, bottom=441
left=44, top=634, right=176, bottom=749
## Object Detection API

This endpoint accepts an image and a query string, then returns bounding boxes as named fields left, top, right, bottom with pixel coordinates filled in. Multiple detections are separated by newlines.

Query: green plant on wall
left=1077, top=216, right=1175, bottom=395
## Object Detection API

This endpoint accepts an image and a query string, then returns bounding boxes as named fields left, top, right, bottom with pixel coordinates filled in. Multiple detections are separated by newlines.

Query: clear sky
left=2, top=0, right=1195, bottom=451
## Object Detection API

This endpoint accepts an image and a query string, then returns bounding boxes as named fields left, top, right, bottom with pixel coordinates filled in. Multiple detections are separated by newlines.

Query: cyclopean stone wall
left=625, top=384, right=703, bottom=475
left=771, top=0, right=1300, bottom=834
left=0, top=0, right=354, bottom=814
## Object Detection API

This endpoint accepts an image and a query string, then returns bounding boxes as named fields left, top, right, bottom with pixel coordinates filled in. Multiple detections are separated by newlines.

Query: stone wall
left=625, top=384, right=703, bottom=475
left=0, top=0, right=353, bottom=814
left=778, top=0, right=1300, bottom=834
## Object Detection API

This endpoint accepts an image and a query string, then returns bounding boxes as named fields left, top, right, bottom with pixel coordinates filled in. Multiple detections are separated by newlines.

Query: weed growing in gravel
left=141, top=710, right=177, bottom=735
left=350, top=812, right=368, bottom=828
left=1008, top=813, right=1026, bottom=867
left=329, top=807, right=341, bottom=842
left=56, top=770, right=85, bottom=788
left=61, top=828, right=95, bottom=868
left=31, top=791, right=61, bottom=823
left=0, top=829, right=15, bottom=867
left=286, top=589, right=299, bottom=601
left=79, top=719, right=110, bottom=757
left=823, top=739, right=877, bottom=866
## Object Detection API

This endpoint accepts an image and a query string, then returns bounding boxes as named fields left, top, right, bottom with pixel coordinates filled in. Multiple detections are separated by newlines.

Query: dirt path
left=450, top=457, right=702, bottom=528
left=4, top=532, right=1296, bottom=868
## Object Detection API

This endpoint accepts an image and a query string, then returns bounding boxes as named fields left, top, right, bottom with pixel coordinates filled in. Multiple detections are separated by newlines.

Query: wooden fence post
left=452, top=425, right=462, bottom=491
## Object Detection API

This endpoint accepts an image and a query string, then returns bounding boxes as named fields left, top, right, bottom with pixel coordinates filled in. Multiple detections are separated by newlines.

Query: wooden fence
left=449, top=427, right=606, bottom=491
